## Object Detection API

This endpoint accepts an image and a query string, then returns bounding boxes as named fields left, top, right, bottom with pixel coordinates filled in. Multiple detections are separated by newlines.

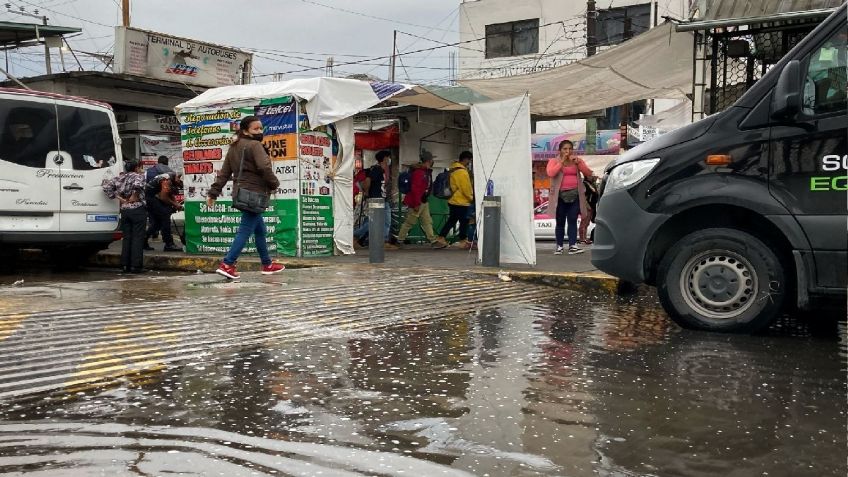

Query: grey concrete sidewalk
left=94, top=239, right=619, bottom=294
left=115, top=239, right=599, bottom=273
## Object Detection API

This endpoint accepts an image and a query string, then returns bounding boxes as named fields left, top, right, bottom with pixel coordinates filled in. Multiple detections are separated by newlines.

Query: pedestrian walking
left=433, top=150, right=474, bottom=249
left=102, top=159, right=148, bottom=273
left=145, top=171, right=184, bottom=252
left=353, top=150, right=396, bottom=249
left=207, top=115, right=285, bottom=279
left=397, top=151, right=437, bottom=245
left=145, top=155, right=173, bottom=183
left=546, top=140, right=595, bottom=255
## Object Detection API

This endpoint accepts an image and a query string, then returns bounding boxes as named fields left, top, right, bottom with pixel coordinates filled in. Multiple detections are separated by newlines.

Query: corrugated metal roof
left=0, top=21, right=81, bottom=46
left=689, top=0, right=845, bottom=21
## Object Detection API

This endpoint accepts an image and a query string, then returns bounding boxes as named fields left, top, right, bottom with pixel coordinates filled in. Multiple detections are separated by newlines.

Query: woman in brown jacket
left=207, top=115, right=284, bottom=279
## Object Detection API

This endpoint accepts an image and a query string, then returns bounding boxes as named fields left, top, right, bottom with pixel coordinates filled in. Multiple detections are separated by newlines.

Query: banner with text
left=179, top=97, right=337, bottom=257
left=299, top=129, right=335, bottom=256
left=115, top=26, right=252, bottom=88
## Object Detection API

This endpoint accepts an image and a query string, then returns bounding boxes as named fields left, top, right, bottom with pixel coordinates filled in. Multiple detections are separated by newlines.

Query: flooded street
left=0, top=268, right=844, bottom=476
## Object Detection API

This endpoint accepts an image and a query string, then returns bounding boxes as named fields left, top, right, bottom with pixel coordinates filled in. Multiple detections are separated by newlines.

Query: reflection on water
left=0, top=293, right=844, bottom=476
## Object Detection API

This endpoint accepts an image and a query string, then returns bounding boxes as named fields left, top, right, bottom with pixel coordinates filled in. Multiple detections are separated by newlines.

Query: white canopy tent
left=176, top=77, right=536, bottom=264
left=461, top=22, right=694, bottom=118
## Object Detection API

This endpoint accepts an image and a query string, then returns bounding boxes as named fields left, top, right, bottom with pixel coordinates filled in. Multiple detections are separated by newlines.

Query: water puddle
left=0, top=291, right=844, bottom=476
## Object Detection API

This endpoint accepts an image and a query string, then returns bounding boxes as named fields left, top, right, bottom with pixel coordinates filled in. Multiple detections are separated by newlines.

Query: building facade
left=458, top=0, right=689, bottom=135
left=458, top=0, right=688, bottom=81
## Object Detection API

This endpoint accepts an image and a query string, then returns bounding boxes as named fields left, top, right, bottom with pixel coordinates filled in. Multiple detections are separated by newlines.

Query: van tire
left=657, top=228, right=785, bottom=333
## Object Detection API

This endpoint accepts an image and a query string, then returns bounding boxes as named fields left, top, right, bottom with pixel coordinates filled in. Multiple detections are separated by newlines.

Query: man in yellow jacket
left=433, top=151, right=474, bottom=249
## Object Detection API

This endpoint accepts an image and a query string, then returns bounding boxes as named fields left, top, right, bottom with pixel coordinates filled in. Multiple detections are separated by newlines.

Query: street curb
left=474, top=270, right=621, bottom=295
left=18, top=249, right=626, bottom=295
left=89, top=251, right=325, bottom=272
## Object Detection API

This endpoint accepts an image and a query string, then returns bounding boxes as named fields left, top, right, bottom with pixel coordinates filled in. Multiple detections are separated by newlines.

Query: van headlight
left=605, top=158, right=660, bottom=192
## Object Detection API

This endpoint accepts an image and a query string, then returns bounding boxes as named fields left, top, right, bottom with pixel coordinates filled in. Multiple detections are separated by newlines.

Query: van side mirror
left=771, top=60, right=802, bottom=120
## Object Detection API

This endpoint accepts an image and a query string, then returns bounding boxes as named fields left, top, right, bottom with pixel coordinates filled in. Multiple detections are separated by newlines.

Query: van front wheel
left=657, top=228, right=785, bottom=333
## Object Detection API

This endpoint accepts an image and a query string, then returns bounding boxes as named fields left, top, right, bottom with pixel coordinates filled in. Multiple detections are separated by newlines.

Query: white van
left=0, top=88, right=123, bottom=263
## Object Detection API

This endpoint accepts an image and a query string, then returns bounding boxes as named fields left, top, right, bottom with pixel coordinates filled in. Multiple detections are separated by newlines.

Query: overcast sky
left=0, top=0, right=461, bottom=84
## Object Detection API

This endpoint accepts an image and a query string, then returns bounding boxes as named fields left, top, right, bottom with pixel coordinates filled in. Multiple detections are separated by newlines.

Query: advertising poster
left=114, top=27, right=252, bottom=88
left=260, top=97, right=300, bottom=256
left=531, top=130, right=621, bottom=209
left=298, top=128, right=336, bottom=257
left=179, top=97, right=300, bottom=256
left=140, top=134, right=182, bottom=170
left=596, top=130, right=622, bottom=155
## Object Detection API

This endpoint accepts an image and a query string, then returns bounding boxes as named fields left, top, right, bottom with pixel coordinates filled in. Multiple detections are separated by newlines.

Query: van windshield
left=0, top=100, right=59, bottom=168
left=802, top=27, right=847, bottom=115
left=56, top=105, right=117, bottom=170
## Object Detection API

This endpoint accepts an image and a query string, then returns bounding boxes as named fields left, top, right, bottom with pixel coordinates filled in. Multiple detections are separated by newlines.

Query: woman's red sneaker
left=261, top=262, right=285, bottom=275
left=216, top=262, right=239, bottom=279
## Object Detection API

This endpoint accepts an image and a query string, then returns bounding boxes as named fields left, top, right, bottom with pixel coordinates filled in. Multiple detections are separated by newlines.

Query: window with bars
left=484, top=19, right=539, bottom=59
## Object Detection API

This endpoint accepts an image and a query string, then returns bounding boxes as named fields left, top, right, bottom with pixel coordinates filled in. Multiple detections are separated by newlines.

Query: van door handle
left=63, top=184, right=84, bottom=191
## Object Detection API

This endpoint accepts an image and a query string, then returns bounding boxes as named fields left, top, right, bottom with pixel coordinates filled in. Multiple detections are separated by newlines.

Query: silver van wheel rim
left=680, top=250, right=757, bottom=320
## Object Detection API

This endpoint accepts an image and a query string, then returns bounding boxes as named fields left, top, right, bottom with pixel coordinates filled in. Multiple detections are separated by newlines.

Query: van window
left=56, top=105, right=117, bottom=170
left=0, top=100, right=59, bottom=168
left=802, top=27, right=847, bottom=116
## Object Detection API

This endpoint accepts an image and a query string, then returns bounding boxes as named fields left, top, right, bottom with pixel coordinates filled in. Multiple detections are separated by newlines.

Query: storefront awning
left=460, top=22, right=694, bottom=118
left=392, top=85, right=490, bottom=110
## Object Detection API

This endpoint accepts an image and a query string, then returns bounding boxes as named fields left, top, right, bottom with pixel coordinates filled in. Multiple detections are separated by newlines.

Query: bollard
left=368, top=198, right=385, bottom=263
left=481, top=195, right=501, bottom=267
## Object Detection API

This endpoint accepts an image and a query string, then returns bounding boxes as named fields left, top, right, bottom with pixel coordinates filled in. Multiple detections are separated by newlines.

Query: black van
left=592, top=6, right=847, bottom=333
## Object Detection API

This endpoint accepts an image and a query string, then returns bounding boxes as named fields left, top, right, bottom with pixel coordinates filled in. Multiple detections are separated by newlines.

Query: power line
left=14, top=0, right=112, bottom=27
left=256, top=19, right=583, bottom=77
left=298, top=0, right=456, bottom=33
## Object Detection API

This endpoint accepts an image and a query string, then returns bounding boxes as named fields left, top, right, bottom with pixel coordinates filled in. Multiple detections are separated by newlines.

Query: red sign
left=184, top=162, right=214, bottom=174
left=183, top=148, right=223, bottom=161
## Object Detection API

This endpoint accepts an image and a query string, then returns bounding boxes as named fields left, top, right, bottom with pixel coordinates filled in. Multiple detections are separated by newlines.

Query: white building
left=458, top=0, right=689, bottom=134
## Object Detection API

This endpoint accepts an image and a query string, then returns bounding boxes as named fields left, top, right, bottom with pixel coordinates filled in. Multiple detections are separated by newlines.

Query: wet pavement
left=0, top=268, right=845, bottom=476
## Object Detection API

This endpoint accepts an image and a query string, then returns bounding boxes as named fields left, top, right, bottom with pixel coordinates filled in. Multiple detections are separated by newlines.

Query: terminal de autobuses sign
left=113, top=26, right=253, bottom=88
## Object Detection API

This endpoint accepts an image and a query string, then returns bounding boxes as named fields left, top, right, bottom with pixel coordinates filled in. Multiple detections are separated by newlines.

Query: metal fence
left=694, top=19, right=821, bottom=118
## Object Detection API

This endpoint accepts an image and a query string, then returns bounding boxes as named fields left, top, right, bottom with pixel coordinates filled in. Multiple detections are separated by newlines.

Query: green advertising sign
left=180, top=97, right=341, bottom=258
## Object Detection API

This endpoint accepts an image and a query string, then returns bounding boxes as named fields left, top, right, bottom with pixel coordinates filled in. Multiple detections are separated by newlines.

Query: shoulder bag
left=231, top=145, right=269, bottom=214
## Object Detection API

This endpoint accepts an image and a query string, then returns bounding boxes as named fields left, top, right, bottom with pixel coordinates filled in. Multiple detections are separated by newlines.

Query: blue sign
left=255, top=100, right=297, bottom=135
left=86, top=214, right=119, bottom=222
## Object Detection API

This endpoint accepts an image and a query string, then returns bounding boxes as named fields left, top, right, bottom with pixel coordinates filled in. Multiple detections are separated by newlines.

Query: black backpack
left=432, top=167, right=458, bottom=200
left=398, top=169, right=412, bottom=194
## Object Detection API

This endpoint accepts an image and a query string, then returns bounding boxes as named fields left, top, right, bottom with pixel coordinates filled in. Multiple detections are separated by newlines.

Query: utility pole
left=619, top=11, right=633, bottom=151
left=41, top=15, right=51, bottom=75
left=585, top=0, right=597, bottom=154
left=122, top=0, right=130, bottom=27
left=6, top=6, right=53, bottom=74
left=586, top=0, right=597, bottom=57
left=325, top=56, right=334, bottom=77
left=389, top=30, right=397, bottom=82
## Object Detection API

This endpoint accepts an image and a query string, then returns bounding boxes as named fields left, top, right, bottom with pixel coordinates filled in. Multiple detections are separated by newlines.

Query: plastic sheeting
left=461, top=23, right=694, bottom=118
left=175, top=77, right=413, bottom=127
left=333, top=118, right=355, bottom=255
left=471, top=95, right=536, bottom=266
left=174, top=78, right=413, bottom=255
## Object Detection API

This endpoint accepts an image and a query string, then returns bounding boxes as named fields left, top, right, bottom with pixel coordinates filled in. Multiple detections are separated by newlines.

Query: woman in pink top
left=546, top=140, right=594, bottom=255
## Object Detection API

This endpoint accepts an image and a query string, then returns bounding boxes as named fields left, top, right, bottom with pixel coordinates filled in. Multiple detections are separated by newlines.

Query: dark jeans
left=120, top=206, right=147, bottom=270
left=555, top=196, right=580, bottom=248
left=223, top=210, right=272, bottom=266
left=440, top=204, right=470, bottom=241
left=147, top=197, right=174, bottom=245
